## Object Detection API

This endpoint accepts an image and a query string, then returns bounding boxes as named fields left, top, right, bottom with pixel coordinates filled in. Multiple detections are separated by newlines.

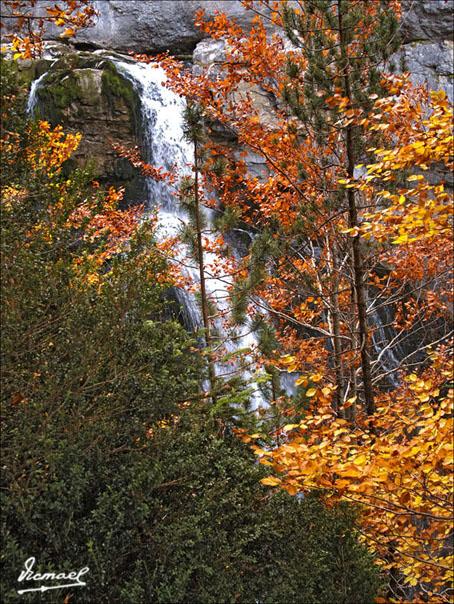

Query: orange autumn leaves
left=18, top=121, right=81, bottom=177
left=344, top=84, right=453, bottom=248
left=1, top=0, right=97, bottom=59
left=250, top=81, right=453, bottom=600
left=349, top=82, right=454, bottom=349
left=254, top=352, right=453, bottom=597
left=251, top=80, right=453, bottom=603
left=1, top=120, right=175, bottom=290
left=150, top=2, right=453, bottom=601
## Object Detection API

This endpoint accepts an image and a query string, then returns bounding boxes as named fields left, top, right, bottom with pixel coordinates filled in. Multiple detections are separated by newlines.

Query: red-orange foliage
left=1, top=0, right=97, bottom=58
left=1, top=120, right=174, bottom=292
left=146, top=1, right=453, bottom=600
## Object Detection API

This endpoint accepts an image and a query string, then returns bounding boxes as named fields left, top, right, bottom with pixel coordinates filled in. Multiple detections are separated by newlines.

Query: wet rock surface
left=32, top=54, right=145, bottom=203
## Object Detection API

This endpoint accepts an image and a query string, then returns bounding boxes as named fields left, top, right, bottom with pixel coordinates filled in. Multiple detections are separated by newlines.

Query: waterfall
left=27, top=70, right=49, bottom=116
left=24, top=57, right=411, bottom=409
left=367, top=295, right=402, bottom=388
left=113, top=59, right=267, bottom=407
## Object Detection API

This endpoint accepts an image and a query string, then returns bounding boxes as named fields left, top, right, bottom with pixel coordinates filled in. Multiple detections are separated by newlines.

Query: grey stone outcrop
left=402, top=40, right=453, bottom=102
left=29, top=54, right=144, bottom=201
left=400, top=0, right=454, bottom=42
left=1, top=0, right=278, bottom=54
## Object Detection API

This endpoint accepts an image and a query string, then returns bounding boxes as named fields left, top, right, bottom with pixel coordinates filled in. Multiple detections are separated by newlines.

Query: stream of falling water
left=114, top=59, right=267, bottom=408
left=27, top=70, right=49, bottom=115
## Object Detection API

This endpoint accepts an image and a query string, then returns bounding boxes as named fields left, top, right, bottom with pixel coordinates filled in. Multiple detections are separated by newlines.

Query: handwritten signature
left=17, top=557, right=89, bottom=594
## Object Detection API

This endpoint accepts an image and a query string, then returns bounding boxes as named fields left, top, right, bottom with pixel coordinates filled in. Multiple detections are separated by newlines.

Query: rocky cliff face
left=5, top=0, right=453, bottom=56
left=15, top=1, right=452, bottom=107
left=399, top=0, right=453, bottom=103
left=25, top=51, right=145, bottom=203
left=190, top=1, right=453, bottom=104
left=2, top=0, right=277, bottom=55
left=400, top=0, right=454, bottom=43
left=11, top=0, right=452, bottom=195
left=401, top=39, right=453, bottom=102
left=402, top=0, right=453, bottom=102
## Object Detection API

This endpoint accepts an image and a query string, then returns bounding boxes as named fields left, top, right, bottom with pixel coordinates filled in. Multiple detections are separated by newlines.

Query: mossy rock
left=2, top=58, right=50, bottom=92
left=35, top=58, right=137, bottom=124
left=14, top=58, right=50, bottom=83
left=30, top=53, right=143, bottom=205
left=35, top=68, right=82, bottom=122
left=101, top=61, right=135, bottom=112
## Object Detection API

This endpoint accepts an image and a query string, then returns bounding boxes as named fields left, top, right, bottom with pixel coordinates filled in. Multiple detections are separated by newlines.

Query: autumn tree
left=254, top=83, right=453, bottom=602
left=278, top=0, right=402, bottom=415
left=150, top=0, right=453, bottom=600
left=0, top=0, right=97, bottom=59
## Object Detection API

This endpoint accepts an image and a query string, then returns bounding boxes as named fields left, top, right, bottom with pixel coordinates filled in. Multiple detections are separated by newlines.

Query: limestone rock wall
left=30, top=53, right=145, bottom=203
left=191, top=1, right=453, bottom=102
left=12, top=1, right=452, bottom=198
left=401, top=0, right=453, bottom=102
left=1, top=0, right=278, bottom=55
left=4, top=0, right=453, bottom=67
left=400, top=0, right=454, bottom=43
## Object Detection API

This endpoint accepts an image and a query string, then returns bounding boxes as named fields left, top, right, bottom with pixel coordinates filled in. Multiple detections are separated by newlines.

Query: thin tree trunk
left=327, top=234, right=345, bottom=417
left=338, top=0, right=375, bottom=415
left=346, top=186, right=375, bottom=414
left=348, top=281, right=358, bottom=423
left=194, top=141, right=217, bottom=403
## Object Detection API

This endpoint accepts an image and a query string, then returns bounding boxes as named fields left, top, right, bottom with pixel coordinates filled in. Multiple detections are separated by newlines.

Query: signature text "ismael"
left=18, top=557, right=89, bottom=584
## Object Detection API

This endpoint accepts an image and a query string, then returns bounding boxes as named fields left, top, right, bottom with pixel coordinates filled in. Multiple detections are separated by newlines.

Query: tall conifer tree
left=181, top=101, right=218, bottom=403
left=279, top=0, right=401, bottom=415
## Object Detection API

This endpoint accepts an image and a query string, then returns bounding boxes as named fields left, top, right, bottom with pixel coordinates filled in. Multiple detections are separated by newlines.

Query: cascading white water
left=114, top=59, right=267, bottom=407
left=27, top=70, right=49, bottom=116
left=367, top=296, right=401, bottom=388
